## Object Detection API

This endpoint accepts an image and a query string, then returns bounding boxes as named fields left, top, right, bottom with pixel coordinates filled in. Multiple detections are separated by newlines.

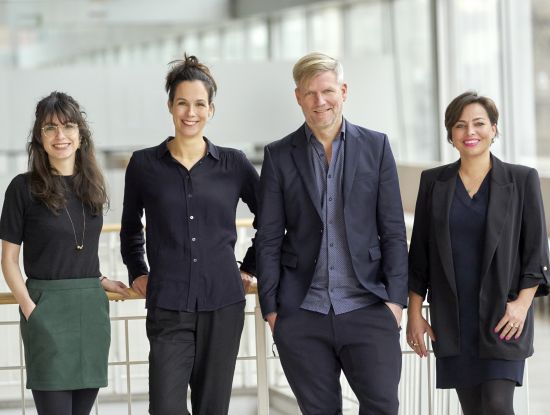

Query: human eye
left=454, top=123, right=465, bottom=129
left=62, top=123, right=78, bottom=135
left=42, top=125, right=57, bottom=134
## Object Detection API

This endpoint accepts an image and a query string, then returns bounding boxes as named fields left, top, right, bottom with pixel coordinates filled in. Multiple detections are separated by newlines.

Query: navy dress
left=436, top=173, right=525, bottom=389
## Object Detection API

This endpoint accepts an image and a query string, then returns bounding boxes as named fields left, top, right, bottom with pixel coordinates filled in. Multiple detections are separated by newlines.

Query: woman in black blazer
left=407, top=91, right=550, bottom=415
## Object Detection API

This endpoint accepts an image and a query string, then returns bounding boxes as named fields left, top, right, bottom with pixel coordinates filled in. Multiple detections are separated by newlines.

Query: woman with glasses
left=407, top=91, right=550, bottom=415
left=0, top=91, right=128, bottom=415
left=120, top=55, right=259, bottom=414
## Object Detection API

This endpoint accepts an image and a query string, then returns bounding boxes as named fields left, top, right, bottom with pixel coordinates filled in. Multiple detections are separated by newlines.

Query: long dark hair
left=27, top=91, right=108, bottom=215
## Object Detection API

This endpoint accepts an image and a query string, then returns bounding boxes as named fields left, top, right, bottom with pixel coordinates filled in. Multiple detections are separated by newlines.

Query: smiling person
left=256, top=52, right=408, bottom=414
left=407, top=91, right=550, bottom=415
left=120, top=55, right=259, bottom=415
left=0, top=91, right=129, bottom=415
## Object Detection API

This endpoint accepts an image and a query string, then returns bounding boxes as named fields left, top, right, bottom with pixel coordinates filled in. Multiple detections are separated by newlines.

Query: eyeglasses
left=41, top=123, right=79, bottom=139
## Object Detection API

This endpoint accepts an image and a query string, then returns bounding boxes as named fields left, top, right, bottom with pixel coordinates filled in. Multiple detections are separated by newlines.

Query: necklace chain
left=64, top=202, right=85, bottom=251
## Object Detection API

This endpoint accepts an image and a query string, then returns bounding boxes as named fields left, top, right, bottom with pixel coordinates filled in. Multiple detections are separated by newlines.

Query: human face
left=295, top=71, right=347, bottom=135
left=40, top=114, right=80, bottom=169
left=168, top=80, right=212, bottom=140
left=451, top=103, right=496, bottom=160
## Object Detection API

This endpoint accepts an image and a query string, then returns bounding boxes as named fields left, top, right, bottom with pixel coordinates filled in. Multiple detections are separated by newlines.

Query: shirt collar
left=156, top=137, right=219, bottom=161
left=305, top=118, right=346, bottom=144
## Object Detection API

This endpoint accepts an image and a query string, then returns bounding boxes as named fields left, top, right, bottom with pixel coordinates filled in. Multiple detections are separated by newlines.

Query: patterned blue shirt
left=300, top=120, right=379, bottom=315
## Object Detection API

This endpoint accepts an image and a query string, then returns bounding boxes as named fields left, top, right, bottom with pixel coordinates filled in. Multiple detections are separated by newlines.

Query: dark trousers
left=274, top=302, right=402, bottom=415
left=146, top=301, right=245, bottom=415
left=32, top=388, right=98, bottom=415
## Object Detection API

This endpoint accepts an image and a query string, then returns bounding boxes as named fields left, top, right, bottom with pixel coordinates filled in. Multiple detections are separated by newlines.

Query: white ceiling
left=0, top=0, right=232, bottom=67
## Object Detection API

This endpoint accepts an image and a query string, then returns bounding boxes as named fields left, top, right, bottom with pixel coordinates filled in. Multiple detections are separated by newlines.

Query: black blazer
left=409, top=154, right=550, bottom=359
left=256, top=121, right=408, bottom=318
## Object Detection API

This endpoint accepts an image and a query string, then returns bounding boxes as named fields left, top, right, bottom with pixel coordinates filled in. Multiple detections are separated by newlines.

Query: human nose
left=467, top=124, right=477, bottom=136
left=313, top=92, right=326, bottom=106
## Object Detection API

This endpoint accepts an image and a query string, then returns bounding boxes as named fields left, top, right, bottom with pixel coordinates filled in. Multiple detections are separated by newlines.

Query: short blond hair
left=292, top=52, right=344, bottom=87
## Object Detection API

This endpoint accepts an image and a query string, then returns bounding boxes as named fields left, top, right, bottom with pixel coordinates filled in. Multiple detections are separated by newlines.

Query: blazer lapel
left=343, top=122, right=359, bottom=205
left=291, top=126, right=323, bottom=218
left=480, top=155, right=514, bottom=281
left=432, top=161, right=460, bottom=297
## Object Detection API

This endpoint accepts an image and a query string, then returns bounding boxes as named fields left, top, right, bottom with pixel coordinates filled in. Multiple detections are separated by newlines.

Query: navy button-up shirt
left=300, top=121, right=379, bottom=315
left=120, top=137, right=259, bottom=312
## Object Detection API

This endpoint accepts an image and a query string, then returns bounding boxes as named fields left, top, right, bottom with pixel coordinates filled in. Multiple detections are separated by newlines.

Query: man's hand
left=131, top=275, right=148, bottom=297
left=384, top=302, right=403, bottom=328
left=266, top=312, right=278, bottom=333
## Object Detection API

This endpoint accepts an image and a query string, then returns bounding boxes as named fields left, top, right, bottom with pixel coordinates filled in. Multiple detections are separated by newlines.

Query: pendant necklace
left=65, top=202, right=86, bottom=251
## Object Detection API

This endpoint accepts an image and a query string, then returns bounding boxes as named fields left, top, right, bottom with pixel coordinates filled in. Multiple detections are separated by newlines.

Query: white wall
left=0, top=57, right=399, bottom=152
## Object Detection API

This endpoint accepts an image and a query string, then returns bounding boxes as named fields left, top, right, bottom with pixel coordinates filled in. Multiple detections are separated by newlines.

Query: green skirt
left=20, top=278, right=110, bottom=391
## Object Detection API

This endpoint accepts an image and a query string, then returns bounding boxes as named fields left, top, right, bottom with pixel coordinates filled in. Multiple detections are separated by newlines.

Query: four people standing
left=119, top=55, right=259, bottom=415
left=1, top=57, right=549, bottom=415
left=407, top=91, right=550, bottom=414
left=255, top=52, right=408, bottom=414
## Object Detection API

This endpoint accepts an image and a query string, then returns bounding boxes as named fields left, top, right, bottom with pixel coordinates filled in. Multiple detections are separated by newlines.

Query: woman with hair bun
left=120, top=55, right=259, bottom=414
left=0, top=91, right=129, bottom=415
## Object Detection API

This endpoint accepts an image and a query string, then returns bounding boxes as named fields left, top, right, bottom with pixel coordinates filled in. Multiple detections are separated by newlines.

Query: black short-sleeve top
left=0, top=173, right=102, bottom=280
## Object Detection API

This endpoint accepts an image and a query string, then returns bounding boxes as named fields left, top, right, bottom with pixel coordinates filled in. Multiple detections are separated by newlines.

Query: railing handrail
left=0, top=284, right=258, bottom=305
left=101, top=219, right=254, bottom=233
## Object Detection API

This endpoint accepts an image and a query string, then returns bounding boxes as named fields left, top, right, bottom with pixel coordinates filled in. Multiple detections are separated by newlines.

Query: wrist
left=99, top=275, right=107, bottom=283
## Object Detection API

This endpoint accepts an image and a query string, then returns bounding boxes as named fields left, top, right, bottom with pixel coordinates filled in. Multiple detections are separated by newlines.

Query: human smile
left=463, top=139, right=480, bottom=147
left=52, top=143, right=72, bottom=149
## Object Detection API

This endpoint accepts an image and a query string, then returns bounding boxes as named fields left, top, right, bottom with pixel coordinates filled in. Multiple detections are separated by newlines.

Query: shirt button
left=188, top=194, right=192, bottom=198
left=330, top=266, right=334, bottom=270
left=193, top=258, right=198, bottom=263
left=544, top=266, right=548, bottom=271
left=328, top=174, right=332, bottom=179
left=189, top=215, right=194, bottom=220
left=330, top=243, right=334, bottom=247
left=191, top=237, right=196, bottom=242
left=320, top=228, right=323, bottom=233
left=329, top=197, right=333, bottom=201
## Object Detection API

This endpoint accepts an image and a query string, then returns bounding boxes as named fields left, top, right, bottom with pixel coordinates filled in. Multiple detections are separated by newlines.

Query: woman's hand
left=406, top=312, right=436, bottom=358
left=101, top=277, right=130, bottom=298
left=21, top=302, right=36, bottom=321
left=494, top=285, right=537, bottom=341
left=131, top=275, right=148, bottom=297
left=240, top=271, right=256, bottom=294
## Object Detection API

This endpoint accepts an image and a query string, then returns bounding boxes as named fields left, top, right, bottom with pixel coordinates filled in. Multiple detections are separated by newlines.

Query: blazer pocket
left=281, top=251, right=298, bottom=269
left=369, top=246, right=382, bottom=261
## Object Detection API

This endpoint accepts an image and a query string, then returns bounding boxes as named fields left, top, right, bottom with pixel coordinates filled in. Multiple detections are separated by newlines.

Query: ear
left=294, top=87, right=302, bottom=106
left=209, top=102, right=215, bottom=118
left=167, top=100, right=173, bottom=114
left=341, top=83, right=348, bottom=102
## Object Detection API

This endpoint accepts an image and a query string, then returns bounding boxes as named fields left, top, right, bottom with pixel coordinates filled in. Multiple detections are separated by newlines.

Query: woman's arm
left=1, top=240, right=34, bottom=319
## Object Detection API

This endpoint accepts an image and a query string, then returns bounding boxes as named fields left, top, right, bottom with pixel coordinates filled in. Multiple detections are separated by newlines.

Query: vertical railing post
left=254, top=294, right=269, bottom=415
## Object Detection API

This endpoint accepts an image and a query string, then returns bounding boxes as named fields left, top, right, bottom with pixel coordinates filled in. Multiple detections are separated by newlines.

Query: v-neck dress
left=436, top=173, right=525, bottom=389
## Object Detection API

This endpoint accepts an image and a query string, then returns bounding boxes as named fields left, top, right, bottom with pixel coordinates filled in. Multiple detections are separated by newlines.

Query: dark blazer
left=256, top=120, right=408, bottom=318
left=409, top=154, right=550, bottom=359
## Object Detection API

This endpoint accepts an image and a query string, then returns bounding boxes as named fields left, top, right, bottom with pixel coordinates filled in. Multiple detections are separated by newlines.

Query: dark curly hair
left=165, top=54, right=217, bottom=106
left=27, top=91, right=108, bottom=215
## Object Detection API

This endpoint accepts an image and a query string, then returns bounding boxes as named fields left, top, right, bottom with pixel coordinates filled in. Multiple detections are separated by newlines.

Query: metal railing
left=0, top=222, right=531, bottom=414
